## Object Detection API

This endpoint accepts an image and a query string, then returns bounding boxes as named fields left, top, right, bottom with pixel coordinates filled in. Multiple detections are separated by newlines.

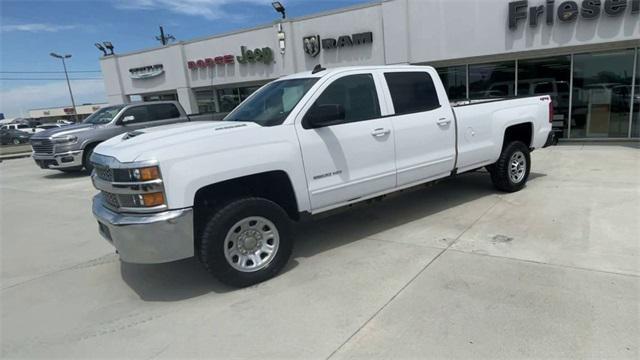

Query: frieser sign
left=508, top=0, right=639, bottom=29
left=187, top=46, right=274, bottom=70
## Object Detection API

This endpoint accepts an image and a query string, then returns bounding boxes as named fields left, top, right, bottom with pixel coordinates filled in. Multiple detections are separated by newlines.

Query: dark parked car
left=0, top=129, right=32, bottom=145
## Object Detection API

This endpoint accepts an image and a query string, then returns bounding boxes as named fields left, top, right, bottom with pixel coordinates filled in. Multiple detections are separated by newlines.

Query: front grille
left=101, top=191, right=140, bottom=210
left=94, top=162, right=165, bottom=213
left=95, top=165, right=132, bottom=182
left=95, top=166, right=113, bottom=182
left=102, top=191, right=119, bottom=208
left=31, top=139, right=54, bottom=154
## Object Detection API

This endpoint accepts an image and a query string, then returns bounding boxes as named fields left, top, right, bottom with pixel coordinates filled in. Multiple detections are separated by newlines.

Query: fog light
left=139, top=192, right=165, bottom=207
left=61, top=156, right=74, bottom=163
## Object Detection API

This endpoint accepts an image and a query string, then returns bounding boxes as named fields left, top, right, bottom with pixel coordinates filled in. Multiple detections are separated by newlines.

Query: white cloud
left=115, top=0, right=268, bottom=20
left=0, top=81, right=106, bottom=118
left=0, top=23, right=77, bottom=33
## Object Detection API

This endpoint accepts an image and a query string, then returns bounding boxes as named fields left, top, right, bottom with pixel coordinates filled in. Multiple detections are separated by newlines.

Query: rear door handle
left=371, top=128, right=391, bottom=137
left=437, top=118, right=451, bottom=126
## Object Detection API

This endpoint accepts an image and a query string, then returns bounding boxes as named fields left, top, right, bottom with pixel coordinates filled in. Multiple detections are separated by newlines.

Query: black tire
left=83, top=144, right=96, bottom=173
left=488, top=141, right=531, bottom=193
left=198, top=197, right=293, bottom=287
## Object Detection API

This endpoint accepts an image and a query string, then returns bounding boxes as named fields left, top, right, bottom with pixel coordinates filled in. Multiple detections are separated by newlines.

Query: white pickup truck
left=91, top=65, right=554, bottom=287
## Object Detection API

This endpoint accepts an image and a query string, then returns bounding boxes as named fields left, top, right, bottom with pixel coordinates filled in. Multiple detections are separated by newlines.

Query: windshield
left=224, top=78, right=319, bottom=126
left=83, top=105, right=125, bottom=124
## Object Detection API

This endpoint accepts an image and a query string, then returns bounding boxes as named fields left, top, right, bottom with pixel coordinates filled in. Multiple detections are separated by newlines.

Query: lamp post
left=50, top=52, right=78, bottom=122
left=271, top=1, right=286, bottom=19
left=272, top=2, right=286, bottom=54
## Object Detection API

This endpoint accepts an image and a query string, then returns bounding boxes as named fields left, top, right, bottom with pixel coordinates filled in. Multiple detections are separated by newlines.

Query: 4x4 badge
left=303, top=35, right=321, bottom=57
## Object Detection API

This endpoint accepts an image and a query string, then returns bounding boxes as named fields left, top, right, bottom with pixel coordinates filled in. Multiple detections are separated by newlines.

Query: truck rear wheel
left=488, top=141, right=530, bottom=193
left=198, top=197, right=293, bottom=287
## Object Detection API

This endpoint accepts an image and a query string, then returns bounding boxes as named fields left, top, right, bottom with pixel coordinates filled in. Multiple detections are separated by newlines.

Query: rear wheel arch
left=502, top=122, right=533, bottom=149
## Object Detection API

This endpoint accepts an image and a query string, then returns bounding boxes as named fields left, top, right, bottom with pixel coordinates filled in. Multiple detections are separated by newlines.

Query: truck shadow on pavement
left=119, top=170, right=545, bottom=301
left=293, top=171, right=543, bottom=258
left=120, top=258, right=236, bottom=300
left=43, top=171, right=90, bottom=179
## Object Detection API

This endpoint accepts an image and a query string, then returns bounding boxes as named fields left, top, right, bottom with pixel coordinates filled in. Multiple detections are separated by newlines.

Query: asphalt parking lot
left=1, top=144, right=639, bottom=359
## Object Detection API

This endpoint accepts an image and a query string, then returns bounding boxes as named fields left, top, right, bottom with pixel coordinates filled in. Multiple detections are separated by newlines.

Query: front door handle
left=437, top=118, right=451, bottom=126
left=371, top=128, right=391, bottom=137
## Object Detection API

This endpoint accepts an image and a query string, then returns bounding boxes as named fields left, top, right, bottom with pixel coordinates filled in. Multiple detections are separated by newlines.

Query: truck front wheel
left=83, top=144, right=97, bottom=173
left=488, top=141, right=531, bottom=193
left=198, top=197, right=293, bottom=287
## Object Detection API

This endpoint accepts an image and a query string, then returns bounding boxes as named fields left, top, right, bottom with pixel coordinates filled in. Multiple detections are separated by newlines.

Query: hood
left=95, top=121, right=260, bottom=162
left=31, top=123, right=98, bottom=139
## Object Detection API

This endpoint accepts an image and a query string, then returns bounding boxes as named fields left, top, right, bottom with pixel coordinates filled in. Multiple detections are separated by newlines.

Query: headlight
left=131, top=166, right=161, bottom=181
left=53, top=135, right=77, bottom=144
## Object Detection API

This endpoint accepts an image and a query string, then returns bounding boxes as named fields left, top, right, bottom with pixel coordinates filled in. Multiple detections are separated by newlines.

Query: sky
left=0, top=0, right=373, bottom=118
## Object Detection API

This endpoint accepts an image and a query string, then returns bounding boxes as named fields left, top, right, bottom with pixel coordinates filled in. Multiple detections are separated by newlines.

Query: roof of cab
left=277, top=65, right=434, bottom=81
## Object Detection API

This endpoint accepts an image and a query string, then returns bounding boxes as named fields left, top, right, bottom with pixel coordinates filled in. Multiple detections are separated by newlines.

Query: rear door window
left=149, top=104, right=181, bottom=121
left=121, top=106, right=150, bottom=123
left=384, top=72, right=440, bottom=115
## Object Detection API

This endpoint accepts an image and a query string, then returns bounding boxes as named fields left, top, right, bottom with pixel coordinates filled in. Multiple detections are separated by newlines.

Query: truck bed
left=451, top=95, right=552, bottom=173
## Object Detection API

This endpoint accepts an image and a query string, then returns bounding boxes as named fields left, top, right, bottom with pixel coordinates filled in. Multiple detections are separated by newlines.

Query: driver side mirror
left=305, top=104, right=345, bottom=129
left=120, top=115, right=135, bottom=125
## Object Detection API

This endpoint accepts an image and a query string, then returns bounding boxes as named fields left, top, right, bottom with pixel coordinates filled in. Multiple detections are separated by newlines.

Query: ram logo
left=303, top=35, right=321, bottom=57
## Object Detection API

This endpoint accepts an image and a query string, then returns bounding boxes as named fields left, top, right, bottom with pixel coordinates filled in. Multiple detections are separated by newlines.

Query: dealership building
left=100, top=0, right=640, bottom=140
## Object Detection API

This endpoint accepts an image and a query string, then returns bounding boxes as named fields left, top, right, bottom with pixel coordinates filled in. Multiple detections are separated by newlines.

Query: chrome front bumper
left=92, top=195, right=194, bottom=264
left=33, top=150, right=83, bottom=169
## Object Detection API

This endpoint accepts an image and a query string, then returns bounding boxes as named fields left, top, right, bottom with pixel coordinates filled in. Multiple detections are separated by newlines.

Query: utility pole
left=156, top=26, right=175, bottom=46
left=50, top=52, right=78, bottom=122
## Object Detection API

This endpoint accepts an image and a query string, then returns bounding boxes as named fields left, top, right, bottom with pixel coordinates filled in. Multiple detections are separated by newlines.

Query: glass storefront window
left=240, top=85, right=262, bottom=102
left=142, top=93, right=177, bottom=102
left=217, top=88, right=241, bottom=113
left=217, top=85, right=263, bottom=113
left=469, top=61, right=515, bottom=99
left=518, top=56, right=571, bottom=138
left=195, top=89, right=217, bottom=114
left=631, top=49, right=639, bottom=138
left=570, top=50, right=635, bottom=138
left=437, top=66, right=466, bottom=100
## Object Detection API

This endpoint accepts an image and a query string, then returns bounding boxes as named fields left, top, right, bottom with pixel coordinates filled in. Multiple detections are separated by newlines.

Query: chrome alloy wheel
left=509, top=151, right=526, bottom=183
left=223, top=216, right=280, bottom=272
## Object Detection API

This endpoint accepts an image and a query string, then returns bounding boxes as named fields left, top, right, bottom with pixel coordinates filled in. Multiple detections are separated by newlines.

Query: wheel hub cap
left=224, top=216, right=279, bottom=272
left=238, top=230, right=261, bottom=252
left=509, top=151, right=526, bottom=183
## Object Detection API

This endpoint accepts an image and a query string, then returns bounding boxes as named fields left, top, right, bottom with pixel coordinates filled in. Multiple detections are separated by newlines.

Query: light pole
left=272, top=2, right=286, bottom=55
left=271, top=1, right=286, bottom=19
left=50, top=52, right=78, bottom=122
